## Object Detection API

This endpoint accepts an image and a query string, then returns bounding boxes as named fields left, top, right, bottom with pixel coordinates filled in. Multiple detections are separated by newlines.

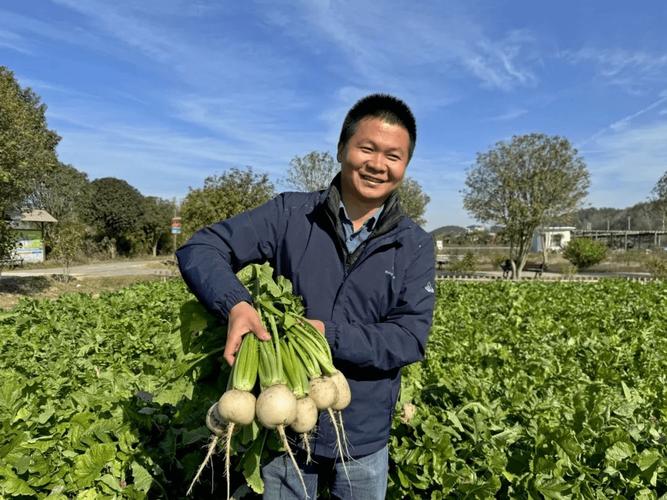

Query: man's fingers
left=253, top=323, right=271, bottom=341
left=223, top=335, right=242, bottom=366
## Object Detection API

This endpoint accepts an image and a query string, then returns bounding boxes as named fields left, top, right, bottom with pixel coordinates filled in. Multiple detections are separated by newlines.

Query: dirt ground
left=0, top=274, right=174, bottom=310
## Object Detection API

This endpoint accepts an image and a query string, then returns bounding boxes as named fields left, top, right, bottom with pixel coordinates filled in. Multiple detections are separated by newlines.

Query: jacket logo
left=384, top=270, right=395, bottom=279
left=424, top=281, right=434, bottom=293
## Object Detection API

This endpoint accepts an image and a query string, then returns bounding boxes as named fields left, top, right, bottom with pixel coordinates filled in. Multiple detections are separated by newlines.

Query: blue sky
left=2, top=1, right=666, bottom=230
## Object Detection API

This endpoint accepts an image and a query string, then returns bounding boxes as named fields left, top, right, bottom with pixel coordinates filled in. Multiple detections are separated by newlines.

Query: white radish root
left=188, top=403, right=224, bottom=496
left=308, top=377, right=338, bottom=410
left=217, top=389, right=256, bottom=426
left=290, top=397, right=318, bottom=434
left=255, top=384, right=297, bottom=429
left=329, top=371, right=351, bottom=411
left=277, top=424, right=309, bottom=499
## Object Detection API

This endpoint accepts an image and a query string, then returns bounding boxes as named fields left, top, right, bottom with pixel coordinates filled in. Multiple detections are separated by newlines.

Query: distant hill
left=574, top=200, right=665, bottom=231
left=430, top=225, right=467, bottom=238
left=429, top=200, right=665, bottom=237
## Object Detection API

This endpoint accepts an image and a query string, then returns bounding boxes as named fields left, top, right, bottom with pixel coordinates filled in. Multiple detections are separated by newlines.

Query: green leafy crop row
left=390, top=280, right=667, bottom=499
left=0, top=280, right=233, bottom=498
left=1, top=279, right=666, bottom=498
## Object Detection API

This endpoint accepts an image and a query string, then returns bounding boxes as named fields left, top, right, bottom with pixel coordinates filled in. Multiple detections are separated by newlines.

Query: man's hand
left=305, top=318, right=325, bottom=335
left=225, top=301, right=270, bottom=366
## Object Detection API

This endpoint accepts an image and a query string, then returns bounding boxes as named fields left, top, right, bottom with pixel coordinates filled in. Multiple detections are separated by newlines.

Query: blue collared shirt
left=339, top=202, right=383, bottom=253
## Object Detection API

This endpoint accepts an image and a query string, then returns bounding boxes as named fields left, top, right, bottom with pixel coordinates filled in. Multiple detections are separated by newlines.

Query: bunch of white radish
left=187, top=264, right=351, bottom=499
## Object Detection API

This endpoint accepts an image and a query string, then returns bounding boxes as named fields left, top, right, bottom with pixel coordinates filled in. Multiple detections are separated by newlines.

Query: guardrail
left=435, top=272, right=660, bottom=283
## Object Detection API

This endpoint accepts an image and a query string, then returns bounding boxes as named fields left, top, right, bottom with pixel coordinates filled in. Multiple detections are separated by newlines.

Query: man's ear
left=336, top=144, right=343, bottom=163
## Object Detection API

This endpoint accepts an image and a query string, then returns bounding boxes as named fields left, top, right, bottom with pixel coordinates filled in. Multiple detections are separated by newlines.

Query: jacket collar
left=320, top=173, right=404, bottom=240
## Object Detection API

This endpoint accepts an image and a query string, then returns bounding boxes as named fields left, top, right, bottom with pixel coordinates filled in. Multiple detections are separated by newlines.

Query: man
left=176, top=94, right=435, bottom=499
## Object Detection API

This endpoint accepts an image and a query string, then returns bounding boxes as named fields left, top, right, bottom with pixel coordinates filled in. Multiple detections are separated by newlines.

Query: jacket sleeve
left=322, top=236, right=436, bottom=371
left=175, top=195, right=285, bottom=320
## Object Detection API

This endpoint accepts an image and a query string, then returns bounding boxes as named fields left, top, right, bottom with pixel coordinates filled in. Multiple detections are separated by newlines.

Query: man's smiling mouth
left=361, top=174, right=384, bottom=184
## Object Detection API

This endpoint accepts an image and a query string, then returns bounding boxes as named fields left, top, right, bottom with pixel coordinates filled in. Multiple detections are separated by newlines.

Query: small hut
left=9, top=210, right=58, bottom=263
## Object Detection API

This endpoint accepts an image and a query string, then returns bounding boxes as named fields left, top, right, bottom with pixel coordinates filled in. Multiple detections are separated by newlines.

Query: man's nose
left=366, top=153, right=385, bottom=171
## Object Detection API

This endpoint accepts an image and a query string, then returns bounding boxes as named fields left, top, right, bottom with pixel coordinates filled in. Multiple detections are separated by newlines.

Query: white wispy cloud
left=583, top=120, right=667, bottom=207
left=0, top=8, right=105, bottom=53
left=28, top=0, right=338, bottom=184
left=484, top=108, right=529, bottom=122
left=260, top=1, right=539, bottom=93
left=580, top=94, right=667, bottom=146
left=561, top=47, right=667, bottom=94
left=0, top=28, right=31, bottom=54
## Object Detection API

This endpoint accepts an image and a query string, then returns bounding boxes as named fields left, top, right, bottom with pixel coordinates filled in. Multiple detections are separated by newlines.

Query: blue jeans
left=262, top=445, right=388, bottom=500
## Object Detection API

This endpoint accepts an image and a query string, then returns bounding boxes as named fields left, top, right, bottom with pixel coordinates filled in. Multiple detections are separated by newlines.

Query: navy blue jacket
left=176, top=177, right=436, bottom=458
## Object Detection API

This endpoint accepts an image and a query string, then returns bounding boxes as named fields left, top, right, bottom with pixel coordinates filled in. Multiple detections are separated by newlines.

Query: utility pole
left=171, top=197, right=181, bottom=263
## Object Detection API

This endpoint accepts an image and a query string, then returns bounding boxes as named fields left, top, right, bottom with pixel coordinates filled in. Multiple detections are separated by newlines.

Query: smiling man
left=177, top=94, right=436, bottom=499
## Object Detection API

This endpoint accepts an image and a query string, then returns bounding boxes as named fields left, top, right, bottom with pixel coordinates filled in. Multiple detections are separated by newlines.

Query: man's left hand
left=305, top=318, right=325, bottom=334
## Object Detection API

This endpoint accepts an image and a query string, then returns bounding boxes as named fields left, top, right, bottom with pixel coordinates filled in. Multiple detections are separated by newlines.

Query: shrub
left=646, top=256, right=667, bottom=279
left=563, top=238, right=607, bottom=269
left=450, top=251, right=477, bottom=272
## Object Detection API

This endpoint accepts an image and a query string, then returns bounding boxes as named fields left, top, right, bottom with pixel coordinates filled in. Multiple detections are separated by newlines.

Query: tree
left=398, top=177, right=430, bottom=226
left=285, top=151, right=338, bottom=192
left=652, top=171, right=667, bottom=230
left=181, top=167, right=274, bottom=237
left=51, top=220, right=86, bottom=280
left=463, top=133, right=590, bottom=278
left=141, top=196, right=174, bottom=256
left=0, top=221, right=17, bottom=276
left=25, top=162, right=91, bottom=256
left=653, top=171, right=667, bottom=202
left=86, top=178, right=145, bottom=258
left=0, top=66, right=60, bottom=259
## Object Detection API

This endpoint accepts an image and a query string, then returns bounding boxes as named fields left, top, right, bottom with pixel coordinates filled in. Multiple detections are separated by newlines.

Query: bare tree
left=284, top=151, right=339, bottom=192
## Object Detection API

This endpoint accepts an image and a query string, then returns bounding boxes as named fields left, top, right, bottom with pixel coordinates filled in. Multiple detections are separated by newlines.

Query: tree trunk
left=152, top=242, right=158, bottom=257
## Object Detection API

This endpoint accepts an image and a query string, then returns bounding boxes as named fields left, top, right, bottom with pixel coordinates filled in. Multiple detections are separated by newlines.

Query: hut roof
left=17, top=209, right=58, bottom=223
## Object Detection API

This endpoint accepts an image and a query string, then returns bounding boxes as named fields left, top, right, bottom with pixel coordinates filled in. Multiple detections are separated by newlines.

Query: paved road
left=4, top=260, right=651, bottom=281
left=2, top=259, right=178, bottom=278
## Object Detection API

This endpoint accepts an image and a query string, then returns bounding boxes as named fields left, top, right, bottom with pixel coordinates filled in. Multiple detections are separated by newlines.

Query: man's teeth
left=362, top=175, right=383, bottom=183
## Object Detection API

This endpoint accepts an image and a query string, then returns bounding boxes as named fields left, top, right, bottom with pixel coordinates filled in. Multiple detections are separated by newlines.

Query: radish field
left=0, top=279, right=666, bottom=498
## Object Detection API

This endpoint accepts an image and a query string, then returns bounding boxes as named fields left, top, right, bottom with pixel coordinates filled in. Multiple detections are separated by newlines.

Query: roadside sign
left=171, top=217, right=182, bottom=234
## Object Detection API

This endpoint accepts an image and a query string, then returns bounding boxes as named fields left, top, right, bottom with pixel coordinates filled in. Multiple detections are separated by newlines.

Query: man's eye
left=387, top=155, right=400, bottom=161
left=360, top=146, right=373, bottom=153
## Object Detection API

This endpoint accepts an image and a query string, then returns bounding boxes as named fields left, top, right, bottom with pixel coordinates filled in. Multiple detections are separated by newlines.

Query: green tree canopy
left=141, top=196, right=175, bottom=256
left=0, top=66, right=60, bottom=259
left=284, top=151, right=338, bottom=192
left=463, top=133, right=590, bottom=278
left=653, top=171, right=667, bottom=208
left=180, top=167, right=274, bottom=237
left=86, top=177, right=145, bottom=257
left=398, top=177, right=430, bottom=226
left=25, top=162, right=91, bottom=255
left=26, top=162, right=90, bottom=220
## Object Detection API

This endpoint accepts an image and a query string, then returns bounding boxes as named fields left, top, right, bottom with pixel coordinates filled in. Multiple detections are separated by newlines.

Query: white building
left=531, top=226, right=576, bottom=253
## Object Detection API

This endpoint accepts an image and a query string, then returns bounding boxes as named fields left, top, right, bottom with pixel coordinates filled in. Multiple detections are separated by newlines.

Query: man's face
left=338, top=117, right=411, bottom=207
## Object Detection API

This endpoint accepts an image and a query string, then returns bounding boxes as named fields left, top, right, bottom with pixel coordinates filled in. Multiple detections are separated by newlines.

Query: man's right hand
left=224, top=301, right=271, bottom=366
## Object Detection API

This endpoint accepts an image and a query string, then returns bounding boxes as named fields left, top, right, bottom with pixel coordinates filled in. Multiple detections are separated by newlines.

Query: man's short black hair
left=338, top=93, right=417, bottom=160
